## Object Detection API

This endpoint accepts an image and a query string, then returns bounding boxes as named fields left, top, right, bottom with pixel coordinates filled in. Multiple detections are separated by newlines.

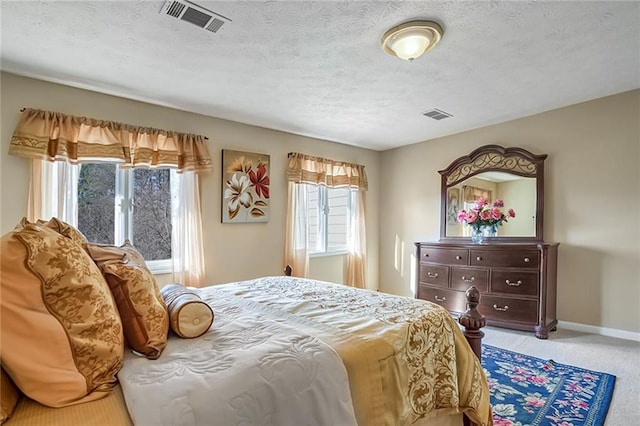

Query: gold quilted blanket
left=208, top=277, right=492, bottom=426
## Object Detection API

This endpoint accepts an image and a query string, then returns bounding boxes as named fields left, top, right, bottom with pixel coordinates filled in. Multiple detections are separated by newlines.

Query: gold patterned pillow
left=38, top=217, right=89, bottom=250
left=0, top=220, right=124, bottom=407
left=88, top=242, right=169, bottom=360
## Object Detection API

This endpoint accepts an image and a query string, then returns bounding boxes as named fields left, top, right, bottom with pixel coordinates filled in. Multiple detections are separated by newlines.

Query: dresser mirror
left=439, top=145, right=547, bottom=241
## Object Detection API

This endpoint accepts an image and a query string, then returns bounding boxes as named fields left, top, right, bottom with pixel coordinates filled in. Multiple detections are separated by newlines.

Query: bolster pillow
left=160, top=284, right=214, bottom=338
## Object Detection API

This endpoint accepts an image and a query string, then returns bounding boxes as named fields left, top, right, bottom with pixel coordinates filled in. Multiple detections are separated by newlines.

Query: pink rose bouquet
left=457, top=197, right=516, bottom=232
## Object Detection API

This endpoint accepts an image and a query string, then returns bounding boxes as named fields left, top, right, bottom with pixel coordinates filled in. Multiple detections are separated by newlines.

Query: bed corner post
left=284, top=265, right=292, bottom=276
left=458, top=286, right=486, bottom=362
left=459, top=286, right=486, bottom=426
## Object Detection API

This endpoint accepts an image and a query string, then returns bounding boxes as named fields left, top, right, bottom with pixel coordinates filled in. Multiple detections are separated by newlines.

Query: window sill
left=146, top=259, right=172, bottom=275
left=309, top=250, right=348, bottom=259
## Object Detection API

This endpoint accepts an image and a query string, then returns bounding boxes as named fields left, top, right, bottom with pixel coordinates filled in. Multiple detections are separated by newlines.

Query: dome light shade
left=382, top=21, right=444, bottom=62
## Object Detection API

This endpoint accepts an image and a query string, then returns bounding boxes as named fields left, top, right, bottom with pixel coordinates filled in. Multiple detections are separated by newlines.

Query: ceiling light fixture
left=381, top=20, right=444, bottom=62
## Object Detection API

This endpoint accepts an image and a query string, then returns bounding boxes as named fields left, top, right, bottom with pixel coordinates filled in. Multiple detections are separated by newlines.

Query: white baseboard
left=558, top=320, right=640, bottom=342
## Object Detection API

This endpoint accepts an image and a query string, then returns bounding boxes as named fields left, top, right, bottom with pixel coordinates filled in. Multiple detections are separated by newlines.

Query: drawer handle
left=506, top=279, right=523, bottom=287
left=493, top=304, right=509, bottom=312
left=524, top=257, right=530, bottom=263
left=462, top=276, right=475, bottom=283
left=455, top=255, right=462, bottom=260
left=435, top=296, right=447, bottom=302
left=476, top=256, right=483, bottom=261
left=427, top=272, right=439, bottom=279
left=423, top=253, right=429, bottom=258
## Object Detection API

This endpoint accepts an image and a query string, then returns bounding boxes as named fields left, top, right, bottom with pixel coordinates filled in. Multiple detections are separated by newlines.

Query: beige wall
left=497, top=178, right=536, bottom=236
left=308, top=254, right=346, bottom=284
left=0, top=72, right=380, bottom=290
left=379, top=89, right=640, bottom=333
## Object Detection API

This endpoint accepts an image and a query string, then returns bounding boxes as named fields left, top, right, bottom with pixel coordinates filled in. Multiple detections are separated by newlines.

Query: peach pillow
left=0, top=368, right=20, bottom=424
left=161, top=284, right=214, bottom=338
left=88, top=242, right=169, bottom=360
left=0, top=220, right=124, bottom=407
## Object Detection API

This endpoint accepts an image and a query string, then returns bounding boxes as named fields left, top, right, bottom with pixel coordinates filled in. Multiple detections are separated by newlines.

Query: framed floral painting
left=222, top=150, right=270, bottom=223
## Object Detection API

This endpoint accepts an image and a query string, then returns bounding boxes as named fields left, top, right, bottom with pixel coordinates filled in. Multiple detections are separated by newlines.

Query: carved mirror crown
left=439, top=145, right=547, bottom=242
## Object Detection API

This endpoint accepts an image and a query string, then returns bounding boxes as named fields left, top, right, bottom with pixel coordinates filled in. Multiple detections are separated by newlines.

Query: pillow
left=0, top=368, right=20, bottom=424
left=161, top=284, right=214, bottom=338
left=88, top=241, right=169, bottom=360
left=38, top=217, right=89, bottom=250
left=0, top=220, right=124, bottom=407
left=87, top=243, right=127, bottom=263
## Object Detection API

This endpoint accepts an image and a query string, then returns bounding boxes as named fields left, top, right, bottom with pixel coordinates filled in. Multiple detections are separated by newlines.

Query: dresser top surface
left=416, top=241, right=559, bottom=249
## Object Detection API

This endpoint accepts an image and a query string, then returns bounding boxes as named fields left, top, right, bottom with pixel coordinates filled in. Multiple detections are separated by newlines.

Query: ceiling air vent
left=161, top=0, right=231, bottom=33
left=422, top=109, right=453, bottom=120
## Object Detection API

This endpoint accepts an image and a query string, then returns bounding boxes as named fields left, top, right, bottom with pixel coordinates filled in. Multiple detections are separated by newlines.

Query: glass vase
left=471, top=227, right=484, bottom=243
left=471, top=225, right=498, bottom=243
left=484, top=224, right=498, bottom=238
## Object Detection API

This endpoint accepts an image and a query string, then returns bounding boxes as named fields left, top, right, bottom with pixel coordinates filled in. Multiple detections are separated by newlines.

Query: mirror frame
left=439, top=144, right=547, bottom=242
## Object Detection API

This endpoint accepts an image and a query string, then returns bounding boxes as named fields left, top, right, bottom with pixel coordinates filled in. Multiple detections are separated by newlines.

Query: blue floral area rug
left=481, top=345, right=616, bottom=426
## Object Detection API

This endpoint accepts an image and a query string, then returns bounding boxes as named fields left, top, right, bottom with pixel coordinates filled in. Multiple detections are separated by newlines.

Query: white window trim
left=114, top=167, right=133, bottom=245
left=79, top=164, right=174, bottom=271
left=309, top=250, right=349, bottom=258
left=146, top=259, right=173, bottom=275
left=307, top=185, right=351, bottom=256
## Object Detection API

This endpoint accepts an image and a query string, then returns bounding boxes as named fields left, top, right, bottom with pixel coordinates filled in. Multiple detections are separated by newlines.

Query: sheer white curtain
left=344, top=190, right=366, bottom=288
left=284, top=182, right=309, bottom=277
left=170, top=171, right=206, bottom=287
left=28, top=159, right=79, bottom=225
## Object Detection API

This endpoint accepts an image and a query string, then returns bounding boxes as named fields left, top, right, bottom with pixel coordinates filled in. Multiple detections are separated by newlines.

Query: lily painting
left=222, top=150, right=270, bottom=223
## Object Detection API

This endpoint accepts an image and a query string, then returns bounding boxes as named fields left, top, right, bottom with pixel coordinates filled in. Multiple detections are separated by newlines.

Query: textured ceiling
left=1, top=1, right=639, bottom=151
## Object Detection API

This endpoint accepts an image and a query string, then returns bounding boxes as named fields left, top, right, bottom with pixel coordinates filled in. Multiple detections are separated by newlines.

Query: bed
left=1, top=220, right=491, bottom=426
left=6, top=277, right=489, bottom=426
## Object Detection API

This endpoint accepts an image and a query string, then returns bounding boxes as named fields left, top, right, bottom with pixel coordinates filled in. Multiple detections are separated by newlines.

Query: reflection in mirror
left=445, top=172, right=536, bottom=237
left=439, top=144, right=547, bottom=241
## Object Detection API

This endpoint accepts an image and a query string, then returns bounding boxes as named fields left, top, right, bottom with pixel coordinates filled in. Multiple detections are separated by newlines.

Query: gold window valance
left=462, top=185, right=492, bottom=203
left=286, top=152, right=368, bottom=191
left=9, top=108, right=212, bottom=173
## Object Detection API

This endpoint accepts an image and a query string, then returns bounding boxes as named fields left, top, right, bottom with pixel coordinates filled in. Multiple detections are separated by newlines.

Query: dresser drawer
left=450, top=267, right=489, bottom=292
left=470, top=250, right=539, bottom=268
left=419, top=264, right=449, bottom=287
left=491, top=270, right=539, bottom=296
left=420, top=247, right=468, bottom=265
left=417, top=286, right=467, bottom=313
left=481, top=295, right=538, bottom=323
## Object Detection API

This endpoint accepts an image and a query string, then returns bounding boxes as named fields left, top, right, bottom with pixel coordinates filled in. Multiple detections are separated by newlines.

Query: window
left=77, top=163, right=174, bottom=273
left=306, top=184, right=351, bottom=255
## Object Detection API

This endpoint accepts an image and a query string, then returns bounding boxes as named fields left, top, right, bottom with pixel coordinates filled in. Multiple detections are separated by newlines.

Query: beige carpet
left=482, top=326, right=640, bottom=426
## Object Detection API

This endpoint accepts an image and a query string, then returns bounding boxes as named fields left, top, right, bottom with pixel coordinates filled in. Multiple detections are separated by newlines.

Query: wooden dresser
left=415, top=242, right=559, bottom=339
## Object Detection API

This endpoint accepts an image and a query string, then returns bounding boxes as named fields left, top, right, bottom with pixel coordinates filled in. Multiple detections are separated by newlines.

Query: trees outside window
left=132, top=168, right=172, bottom=260
left=77, top=163, right=116, bottom=245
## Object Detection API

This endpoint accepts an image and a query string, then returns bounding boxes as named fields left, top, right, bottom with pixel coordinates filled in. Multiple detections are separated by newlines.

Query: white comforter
left=118, top=282, right=357, bottom=426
